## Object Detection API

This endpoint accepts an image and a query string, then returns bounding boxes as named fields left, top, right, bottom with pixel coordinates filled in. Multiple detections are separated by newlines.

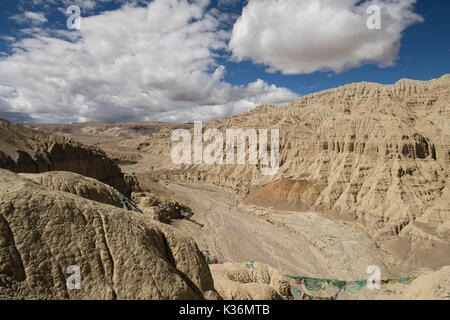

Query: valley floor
left=150, top=181, right=412, bottom=299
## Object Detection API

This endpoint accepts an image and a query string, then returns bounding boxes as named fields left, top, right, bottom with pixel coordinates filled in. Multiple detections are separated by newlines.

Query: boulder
left=19, top=171, right=120, bottom=208
left=210, top=262, right=291, bottom=300
left=0, top=169, right=219, bottom=300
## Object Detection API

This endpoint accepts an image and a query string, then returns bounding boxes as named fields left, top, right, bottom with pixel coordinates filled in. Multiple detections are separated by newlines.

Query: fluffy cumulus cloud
left=0, top=0, right=298, bottom=123
left=229, top=0, right=423, bottom=74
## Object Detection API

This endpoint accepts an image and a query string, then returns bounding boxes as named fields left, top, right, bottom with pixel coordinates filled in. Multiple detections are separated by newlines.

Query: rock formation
left=151, top=75, right=450, bottom=239
left=210, top=262, right=290, bottom=300
left=132, top=191, right=194, bottom=223
left=0, top=169, right=219, bottom=300
left=0, top=119, right=131, bottom=195
left=19, top=171, right=121, bottom=208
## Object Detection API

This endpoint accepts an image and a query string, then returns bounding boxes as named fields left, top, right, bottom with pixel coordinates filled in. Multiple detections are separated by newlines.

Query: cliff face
left=155, top=75, right=450, bottom=237
left=0, top=119, right=131, bottom=195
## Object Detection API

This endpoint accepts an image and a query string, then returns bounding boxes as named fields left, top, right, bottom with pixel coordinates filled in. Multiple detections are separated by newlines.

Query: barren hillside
left=152, top=75, right=450, bottom=239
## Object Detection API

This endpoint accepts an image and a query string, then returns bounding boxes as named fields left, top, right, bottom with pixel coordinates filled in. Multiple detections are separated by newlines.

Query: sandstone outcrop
left=132, top=191, right=193, bottom=223
left=0, top=169, right=219, bottom=300
left=19, top=171, right=121, bottom=208
left=0, top=119, right=131, bottom=195
left=151, top=75, right=450, bottom=239
left=210, top=262, right=290, bottom=300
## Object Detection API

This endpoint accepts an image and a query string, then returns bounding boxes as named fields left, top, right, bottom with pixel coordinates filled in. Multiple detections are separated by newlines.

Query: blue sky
left=0, top=0, right=448, bottom=123
left=217, top=0, right=450, bottom=94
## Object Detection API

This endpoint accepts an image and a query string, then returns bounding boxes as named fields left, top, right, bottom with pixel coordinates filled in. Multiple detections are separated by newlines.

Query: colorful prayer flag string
left=110, top=187, right=142, bottom=213
left=202, top=254, right=417, bottom=299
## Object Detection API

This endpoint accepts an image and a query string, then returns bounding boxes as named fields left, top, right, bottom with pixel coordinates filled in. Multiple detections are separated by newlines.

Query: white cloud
left=0, top=0, right=298, bottom=123
left=229, top=0, right=424, bottom=75
left=0, top=36, right=17, bottom=42
left=10, top=11, right=48, bottom=24
left=0, top=85, right=18, bottom=99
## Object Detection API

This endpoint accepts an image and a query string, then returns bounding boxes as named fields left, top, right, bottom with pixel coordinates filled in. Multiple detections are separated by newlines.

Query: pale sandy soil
left=156, top=181, right=417, bottom=299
